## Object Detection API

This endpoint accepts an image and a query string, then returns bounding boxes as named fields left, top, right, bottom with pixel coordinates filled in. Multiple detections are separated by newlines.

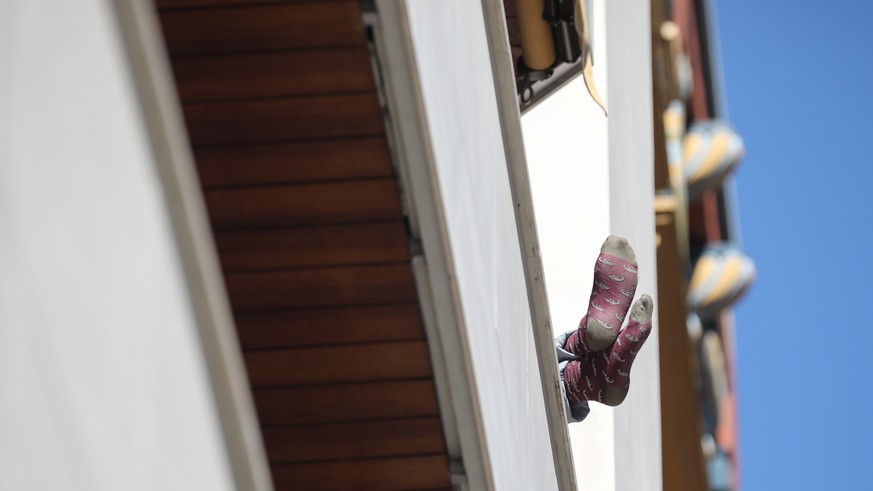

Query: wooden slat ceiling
left=154, top=1, right=452, bottom=489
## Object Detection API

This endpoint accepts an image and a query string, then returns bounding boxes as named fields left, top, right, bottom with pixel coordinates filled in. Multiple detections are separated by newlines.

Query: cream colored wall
left=0, top=2, right=242, bottom=489
left=404, top=2, right=560, bottom=490
left=376, top=0, right=659, bottom=488
left=523, top=0, right=662, bottom=489
left=604, top=1, right=662, bottom=489
left=524, top=74, right=616, bottom=491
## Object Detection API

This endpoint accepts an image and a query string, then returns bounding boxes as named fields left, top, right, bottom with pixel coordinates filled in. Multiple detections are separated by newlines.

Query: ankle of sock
left=563, top=353, right=610, bottom=405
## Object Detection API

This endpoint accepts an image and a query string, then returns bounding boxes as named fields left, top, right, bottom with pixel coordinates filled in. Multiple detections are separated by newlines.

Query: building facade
left=1, top=0, right=747, bottom=489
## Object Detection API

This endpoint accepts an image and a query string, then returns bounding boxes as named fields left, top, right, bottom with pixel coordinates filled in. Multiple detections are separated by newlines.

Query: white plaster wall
left=405, top=2, right=559, bottom=490
left=523, top=29, right=617, bottom=491
left=523, top=0, right=661, bottom=489
left=0, top=2, right=234, bottom=490
left=605, top=0, right=662, bottom=488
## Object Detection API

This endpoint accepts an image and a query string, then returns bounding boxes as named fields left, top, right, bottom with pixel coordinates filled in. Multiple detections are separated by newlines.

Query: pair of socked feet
left=562, top=236, right=654, bottom=407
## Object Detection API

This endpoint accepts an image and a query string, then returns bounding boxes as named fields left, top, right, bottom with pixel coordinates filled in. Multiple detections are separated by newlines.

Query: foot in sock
left=565, top=235, right=639, bottom=355
left=563, top=295, right=653, bottom=406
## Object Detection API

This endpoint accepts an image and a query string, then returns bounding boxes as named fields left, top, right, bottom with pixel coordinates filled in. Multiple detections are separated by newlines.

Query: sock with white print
left=563, top=295, right=653, bottom=406
left=565, top=235, right=639, bottom=355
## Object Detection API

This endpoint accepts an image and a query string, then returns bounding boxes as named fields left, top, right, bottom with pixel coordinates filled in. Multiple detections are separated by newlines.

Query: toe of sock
left=601, top=235, right=637, bottom=264
left=604, top=385, right=629, bottom=406
left=631, top=294, right=654, bottom=323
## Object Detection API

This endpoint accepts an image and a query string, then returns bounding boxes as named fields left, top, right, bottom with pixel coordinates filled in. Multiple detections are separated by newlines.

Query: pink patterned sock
left=565, top=236, right=639, bottom=355
left=564, top=295, right=653, bottom=406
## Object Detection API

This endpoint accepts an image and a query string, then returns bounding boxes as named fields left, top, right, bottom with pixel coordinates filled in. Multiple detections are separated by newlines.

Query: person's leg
left=563, top=295, right=653, bottom=406
left=564, top=235, right=639, bottom=356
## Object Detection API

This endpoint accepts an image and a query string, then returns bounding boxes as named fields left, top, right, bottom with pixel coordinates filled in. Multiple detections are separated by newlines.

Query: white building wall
left=405, top=2, right=559, bottom=490
left=523, top=0, right=662, bottom=490
left=604, top=1, right=662, bottom=489
left=524, top=76, right=617, bottom=491
left=0, top=1, right=243, bottom=489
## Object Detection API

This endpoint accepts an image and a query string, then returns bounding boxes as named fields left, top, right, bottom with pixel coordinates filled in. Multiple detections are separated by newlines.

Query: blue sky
left=716, top=0, right=873, bottom=488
